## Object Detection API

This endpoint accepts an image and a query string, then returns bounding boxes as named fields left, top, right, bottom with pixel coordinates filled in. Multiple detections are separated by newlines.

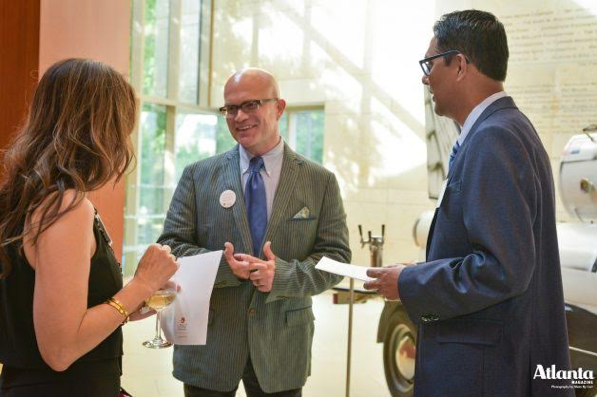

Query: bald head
left=222, top=67, right=286, bottom=156
left=224, top=68, right=280, bottom=99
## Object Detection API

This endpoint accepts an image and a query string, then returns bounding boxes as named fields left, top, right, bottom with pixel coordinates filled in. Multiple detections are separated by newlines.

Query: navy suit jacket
left=399, top=97, right=573, bottom=396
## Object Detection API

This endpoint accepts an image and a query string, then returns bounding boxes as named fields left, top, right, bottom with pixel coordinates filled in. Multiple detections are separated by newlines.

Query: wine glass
left=142, top=284, right=177, bottom=349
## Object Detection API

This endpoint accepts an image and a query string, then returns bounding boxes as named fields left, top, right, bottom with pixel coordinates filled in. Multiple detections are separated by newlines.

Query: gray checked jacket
left=157, top=143, right=351, bottom=393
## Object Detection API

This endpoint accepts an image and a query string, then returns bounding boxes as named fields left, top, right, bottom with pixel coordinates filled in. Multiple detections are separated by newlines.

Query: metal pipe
left=346, top=277, right=355, bottom=397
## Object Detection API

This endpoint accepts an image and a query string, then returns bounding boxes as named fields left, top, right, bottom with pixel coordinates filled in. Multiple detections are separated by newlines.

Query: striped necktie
left=245, top=156, right=267, bottom=256
left=449, top=140, right=461, bottom=171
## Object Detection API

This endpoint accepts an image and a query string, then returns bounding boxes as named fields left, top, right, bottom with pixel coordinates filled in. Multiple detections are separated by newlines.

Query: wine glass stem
left=156, top=310, right=163, bottom=340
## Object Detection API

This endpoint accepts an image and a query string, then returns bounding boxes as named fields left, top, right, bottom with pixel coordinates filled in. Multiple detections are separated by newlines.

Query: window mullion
left=200, top=0, right=213, bottom=107
left=167, top=0, right=181, bottom=101
left=130, top=0, right=145, bottom=90
left=163, top=0, right=182, bottom=212
left=164, top=106, right=177, bottom=214
left=123, top=0, right=147, bottom=276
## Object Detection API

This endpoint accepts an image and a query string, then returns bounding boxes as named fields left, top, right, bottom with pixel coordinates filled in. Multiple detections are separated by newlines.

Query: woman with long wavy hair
left=0, top=59, right=178, bottom=396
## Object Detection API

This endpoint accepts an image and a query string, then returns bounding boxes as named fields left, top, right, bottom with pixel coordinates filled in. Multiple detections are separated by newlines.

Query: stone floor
left=121, top=289, right=391, bottom=397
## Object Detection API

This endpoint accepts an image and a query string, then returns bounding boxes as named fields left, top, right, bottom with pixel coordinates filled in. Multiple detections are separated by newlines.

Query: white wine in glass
left=146, top=290, right=176, bottom=310
left=142, top=287, right=176, bottom=349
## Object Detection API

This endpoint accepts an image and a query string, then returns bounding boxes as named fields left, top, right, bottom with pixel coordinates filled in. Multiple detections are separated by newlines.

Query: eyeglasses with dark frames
left=218, top=98, right=278, bottom=118
left=419, top=50, right=469, bottom=76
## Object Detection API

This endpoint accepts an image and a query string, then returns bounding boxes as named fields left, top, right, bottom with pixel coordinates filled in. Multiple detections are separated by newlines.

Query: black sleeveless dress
left=0, top=212, right=124, bottom=397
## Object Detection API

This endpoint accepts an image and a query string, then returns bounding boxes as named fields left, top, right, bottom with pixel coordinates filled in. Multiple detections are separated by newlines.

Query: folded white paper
left=315, top=256, right=373, bottom=281
left=161, top=250, right=222, bottom=345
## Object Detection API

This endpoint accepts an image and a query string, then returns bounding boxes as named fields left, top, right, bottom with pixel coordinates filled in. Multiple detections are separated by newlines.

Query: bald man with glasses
left=158, top=68, right=351, bottom=397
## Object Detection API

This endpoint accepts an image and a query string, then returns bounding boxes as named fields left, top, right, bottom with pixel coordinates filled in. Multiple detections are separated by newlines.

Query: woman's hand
left=133, top=244, right=179, bottom=295
left=127, top=280, right=180, bottom=322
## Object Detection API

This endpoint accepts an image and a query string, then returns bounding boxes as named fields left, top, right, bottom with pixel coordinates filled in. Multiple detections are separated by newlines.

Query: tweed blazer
left=157, top=143, right=351, bottom=393
left=399, top=97, right=573, bottom=396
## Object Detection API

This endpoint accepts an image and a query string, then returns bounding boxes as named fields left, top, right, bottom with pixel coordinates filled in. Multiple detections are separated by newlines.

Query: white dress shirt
left=457, top=91, right=508, bottom=146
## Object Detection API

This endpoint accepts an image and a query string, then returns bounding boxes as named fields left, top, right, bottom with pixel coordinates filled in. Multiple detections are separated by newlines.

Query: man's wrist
left=396, top=264, right=409, bottom=300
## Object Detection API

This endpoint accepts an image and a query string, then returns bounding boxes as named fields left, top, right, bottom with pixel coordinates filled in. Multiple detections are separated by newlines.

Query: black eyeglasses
left=419, top=50, right=468, bottom=76
left=218, top=98, right=278, bottom=118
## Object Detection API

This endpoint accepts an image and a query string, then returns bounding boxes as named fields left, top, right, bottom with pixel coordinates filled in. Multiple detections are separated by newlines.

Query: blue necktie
left=245, top=156, right=267, bottom=256
left=449, top=141, right=461, bottom=171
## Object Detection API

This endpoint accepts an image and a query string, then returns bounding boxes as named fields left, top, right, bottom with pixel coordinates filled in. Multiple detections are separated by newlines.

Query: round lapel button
left=220, top=190, right=237, bottom=208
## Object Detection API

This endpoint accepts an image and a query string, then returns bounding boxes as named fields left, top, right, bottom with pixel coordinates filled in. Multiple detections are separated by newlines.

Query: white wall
left=436, top=0, right=597, bottom=222
left=211, top=0, right=597, bottom=265
left=212, top=0, right=437, bottom=265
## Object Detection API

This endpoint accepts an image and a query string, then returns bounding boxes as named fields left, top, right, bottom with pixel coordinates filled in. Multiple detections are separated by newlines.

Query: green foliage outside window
left=279, top=109, right=324, bottom=164
left=216, top=116, right=236, bottom=154
left=143, top=0, right=157, bottom=95
left=143, top=0, right=169, bottom=97
left=295, top=110, right=324, bottom=164
left=279, top=112, right=289, bottom=140
left=174, top=113, right=221, bottom=181
left=138, top=103, right=167, bottom=245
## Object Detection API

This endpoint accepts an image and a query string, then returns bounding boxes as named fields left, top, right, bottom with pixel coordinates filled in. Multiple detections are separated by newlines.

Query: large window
left=125, top=1, right=326, bottom=275
left=124, top=0, right=218, bottom=275
left=280, top=108, right=325, bottom=164
left=136, top=103, right=167, bottom=247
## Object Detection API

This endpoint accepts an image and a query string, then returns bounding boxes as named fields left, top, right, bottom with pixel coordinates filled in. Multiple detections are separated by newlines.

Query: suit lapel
left=224, top=146, right=253, bottom=254
left=261, top=144, right=301, bottom=257
left=433, top=97, right=518, bottom=254
left=447, top=96, right=517, bottom=180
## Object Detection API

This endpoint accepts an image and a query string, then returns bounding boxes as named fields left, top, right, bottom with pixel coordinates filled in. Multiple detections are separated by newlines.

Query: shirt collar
left=458, top=91, right=507, bottom=146
left=239, top=137, right=284, bottom=178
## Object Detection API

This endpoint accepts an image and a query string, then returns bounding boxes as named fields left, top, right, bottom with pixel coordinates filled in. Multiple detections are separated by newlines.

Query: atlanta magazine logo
left=534, top=364, right=595, bottom=390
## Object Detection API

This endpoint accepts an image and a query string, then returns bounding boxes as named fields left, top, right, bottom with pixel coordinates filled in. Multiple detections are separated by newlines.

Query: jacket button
left=248, top=308, right=256, bottom=316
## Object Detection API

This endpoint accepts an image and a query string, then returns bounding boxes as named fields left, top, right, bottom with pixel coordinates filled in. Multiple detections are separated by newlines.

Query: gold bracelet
left=105, top=297, right=129, bottom=325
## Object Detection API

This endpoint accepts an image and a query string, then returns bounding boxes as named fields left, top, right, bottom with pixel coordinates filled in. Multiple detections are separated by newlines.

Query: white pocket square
left=292, top=206, right=311, bottom=219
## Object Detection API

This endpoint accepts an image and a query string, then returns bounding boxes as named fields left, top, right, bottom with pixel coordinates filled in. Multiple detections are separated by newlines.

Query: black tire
left=383, top=306, right=417, bottom=397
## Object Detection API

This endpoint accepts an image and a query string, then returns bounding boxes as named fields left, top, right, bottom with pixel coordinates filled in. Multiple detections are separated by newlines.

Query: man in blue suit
left=365, top=10, right=574, bottom=396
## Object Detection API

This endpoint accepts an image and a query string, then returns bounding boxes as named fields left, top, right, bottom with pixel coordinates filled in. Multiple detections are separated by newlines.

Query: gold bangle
left=105, top=297, right=129, bottom=324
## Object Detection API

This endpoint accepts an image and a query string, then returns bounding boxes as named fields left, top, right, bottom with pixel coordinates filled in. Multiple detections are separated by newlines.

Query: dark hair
left=0, top=58, right=137, bottom=278
left=434, top=10, right=509, bottom=81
